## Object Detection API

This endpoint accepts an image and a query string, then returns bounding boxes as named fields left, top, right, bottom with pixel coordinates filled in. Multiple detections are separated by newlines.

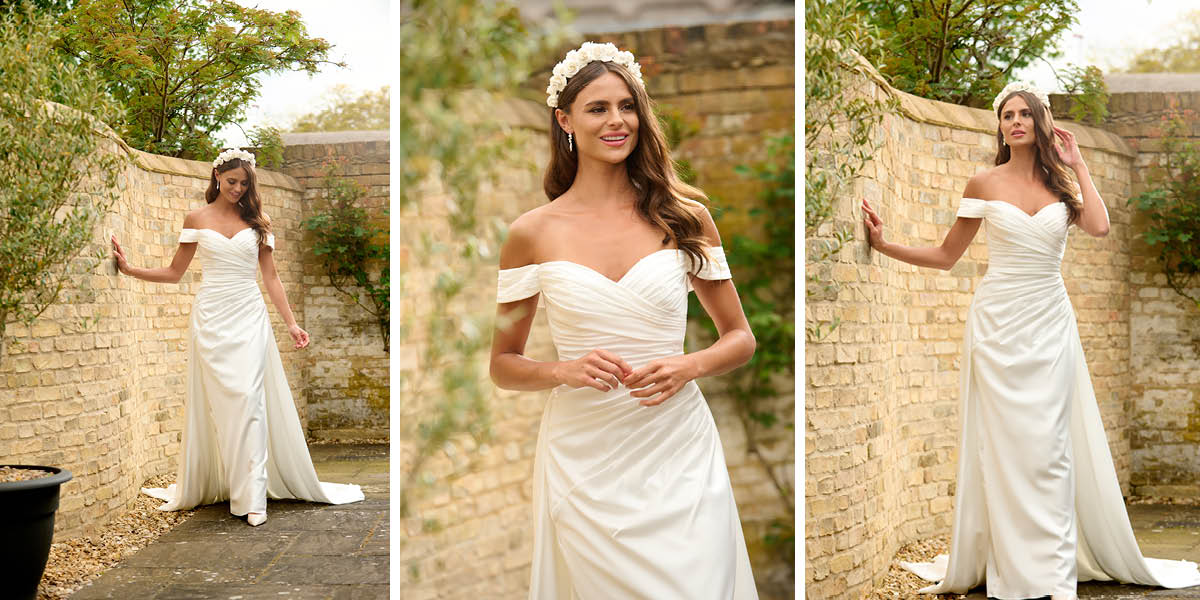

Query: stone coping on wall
left=849, top=52, right=1135, bottom=159
left=127, top=146, right=302, bottom=192
left=281, top=130, right=389, bottom=146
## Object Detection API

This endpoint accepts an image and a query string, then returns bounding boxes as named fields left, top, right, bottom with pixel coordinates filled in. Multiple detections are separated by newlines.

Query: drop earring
left=568, top=132, right=573, bottom=152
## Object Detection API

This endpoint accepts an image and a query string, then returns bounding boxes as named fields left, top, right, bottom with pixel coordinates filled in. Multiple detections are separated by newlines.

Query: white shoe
left=247, top=511, right=267, bottom=527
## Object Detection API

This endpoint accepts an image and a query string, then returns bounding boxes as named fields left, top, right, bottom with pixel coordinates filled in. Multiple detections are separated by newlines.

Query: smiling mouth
left=600, top=134, right=629, bottom=145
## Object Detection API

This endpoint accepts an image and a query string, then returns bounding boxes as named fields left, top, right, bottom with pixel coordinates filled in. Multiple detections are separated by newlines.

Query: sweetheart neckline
left=985, top=199, right=1064, bottom=219
left=539, top=248, right=680, bottom=285
left=183, top=227, right=253, bottom=241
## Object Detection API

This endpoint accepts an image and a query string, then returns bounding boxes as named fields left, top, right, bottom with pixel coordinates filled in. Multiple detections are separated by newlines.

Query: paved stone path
left=959, top=503, right=1200, bottom=599
left=72, top=443, right=388, bottom=600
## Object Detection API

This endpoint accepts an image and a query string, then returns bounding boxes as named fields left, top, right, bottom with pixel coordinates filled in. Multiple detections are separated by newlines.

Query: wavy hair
left=994, top=90, right=1081, bottom=223
left=205, top=157, right=271, bottom=246
left=544, top=60, right=709, bottom=270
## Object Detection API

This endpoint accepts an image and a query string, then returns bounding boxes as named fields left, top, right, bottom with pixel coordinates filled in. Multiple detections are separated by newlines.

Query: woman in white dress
left=111, top=149, right=363, bottom=527
left=489, top=43, right=760, bottom=598
left=861, top=83, right=1200, bottom=599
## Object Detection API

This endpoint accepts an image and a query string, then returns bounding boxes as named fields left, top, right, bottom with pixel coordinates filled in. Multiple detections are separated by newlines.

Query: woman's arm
left=861, top=175, right=985, bottom=270
left=258, top=241, right=310, bottom=349
left=1054, top=126, right=1110, bottom=237
left=488, top=213, right=632, bottom=392
left=623, top=207, right=755, bottom=407
left=111, top=214, right=198, bottom=282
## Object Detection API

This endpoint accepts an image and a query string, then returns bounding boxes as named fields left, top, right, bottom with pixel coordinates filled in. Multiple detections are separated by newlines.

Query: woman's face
left=559, top=71, right=640, bottom=165
left=999, top=95, right=1037, bottom=149
left=214, top=166, right=249, bottom=205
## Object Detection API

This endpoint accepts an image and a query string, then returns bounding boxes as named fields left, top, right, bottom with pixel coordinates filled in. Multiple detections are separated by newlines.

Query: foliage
left=1126, top=11, right=1200, bottom=73
left=1129, top=112, right=1200, bottom=310
left=291, top=85, right=389, bottom=133
left=301, top=160, right=390, bottom=350
left=0, top=0, right=70, bottom=15
left=805, top=0, right=896, bottom=341
left=855, top=0, right=1077, bottom=109
left=689, top=135, right=796, bottom=571
left=57, top=0, right=341, bottom=159
left=1057, top=64, right=1109, bottom=126
left=398, top=0, right=568, bottom=516
left=0, top=5, right=127, bottom=363
left=247, top=125, right=284, bottom=169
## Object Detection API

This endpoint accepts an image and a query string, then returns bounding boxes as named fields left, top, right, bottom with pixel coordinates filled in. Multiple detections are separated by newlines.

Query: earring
left=568, top=132, right=573, bottom=152
left=216, top=181, right=220, bottom=190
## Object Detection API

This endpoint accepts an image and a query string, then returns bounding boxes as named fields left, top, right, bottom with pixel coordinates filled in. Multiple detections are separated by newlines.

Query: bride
left=861, top=83, right=1200, bottom=598
left=489, top=42, right=760, bottom=598
left=111, top=148, right=362, bottom=527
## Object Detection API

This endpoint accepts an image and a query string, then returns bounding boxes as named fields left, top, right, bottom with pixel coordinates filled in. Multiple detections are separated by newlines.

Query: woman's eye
left=621, top=104, right=634, bottom=111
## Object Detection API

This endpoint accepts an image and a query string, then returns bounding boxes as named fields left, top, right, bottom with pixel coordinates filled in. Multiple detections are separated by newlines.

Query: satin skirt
left=143, top=278, right=363, bottom=514
left=901, top=270, right=1200, bottom=597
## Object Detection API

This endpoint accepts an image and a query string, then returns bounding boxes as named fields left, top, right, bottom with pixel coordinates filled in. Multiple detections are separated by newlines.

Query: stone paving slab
left=71, top=444, right=388, bottom=600
left=961, top=504, right=1200, bottom=599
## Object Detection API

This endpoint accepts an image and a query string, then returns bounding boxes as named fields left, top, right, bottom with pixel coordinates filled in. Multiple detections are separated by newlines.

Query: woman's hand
left=861, top=199, right=887, bottom=250
left=552, top=349, right=632, bottom=392
left=288, top=324, right=310, bottom=349
left=111, top=235, right=130, bottom=275
left=1053, top=126, right=1085, bottom=170
left=624, top=354, right=700, bottom=407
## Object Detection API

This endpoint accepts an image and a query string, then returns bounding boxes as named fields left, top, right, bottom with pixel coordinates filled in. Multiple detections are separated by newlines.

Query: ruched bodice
left=902, top=197, right=1200, bottom=597
left=179, top=227, right=274, bottom=285
left=497, top=246, right=758, bottom=600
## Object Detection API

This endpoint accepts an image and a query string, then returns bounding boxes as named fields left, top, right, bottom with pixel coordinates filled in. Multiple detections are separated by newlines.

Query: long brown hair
left=994, top=90, right=1081, bottom=223
left=543, top=60, right=710, bottom=270
left=205, top=156, right=271, bottom=246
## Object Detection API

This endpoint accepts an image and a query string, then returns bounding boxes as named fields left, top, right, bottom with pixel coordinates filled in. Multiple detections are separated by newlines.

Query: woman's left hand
left=624, top=355, right=700, bottom=407
left=1053, top=126, right=1084, bottom=169
left=288, top=324, right=310, bottom=349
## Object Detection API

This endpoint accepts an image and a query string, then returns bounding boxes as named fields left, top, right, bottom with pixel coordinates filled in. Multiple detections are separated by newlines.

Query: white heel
left=247, top=511, right=266, bottom=527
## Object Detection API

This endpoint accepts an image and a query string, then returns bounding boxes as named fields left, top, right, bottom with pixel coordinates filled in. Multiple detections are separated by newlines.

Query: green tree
left=291, top=85, right=389, bottom=133
left=57, top=0, right=342, bottom=158
left=1126, top=11, right=1200, bottom=73
left=0, top=6, right=127, bottom=362
left=856, top=0, right=1078, bottom=108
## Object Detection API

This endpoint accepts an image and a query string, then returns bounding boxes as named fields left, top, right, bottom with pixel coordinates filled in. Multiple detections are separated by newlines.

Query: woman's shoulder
left=963, top=167, right=1005, bottom=200
left=181, top=207, right=208, bottom=230
left=501, top=205, right=554, bottom=269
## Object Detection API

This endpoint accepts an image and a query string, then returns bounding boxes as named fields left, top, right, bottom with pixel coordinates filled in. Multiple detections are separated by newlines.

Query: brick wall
left=280, top=131, right=390, bottom=440
left=400, top=19, right=795, bottom=600
left=806, top=65, right=1136, bottom=598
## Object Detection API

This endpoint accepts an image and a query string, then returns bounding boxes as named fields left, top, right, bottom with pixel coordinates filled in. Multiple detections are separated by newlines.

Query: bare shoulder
left=500, top=205, right=552, bottom=269
left=681, top=199, right=721, bottom=246
left=182, top=208, right=207, bottom=230
left=963, top=168, right=1001, bottom=201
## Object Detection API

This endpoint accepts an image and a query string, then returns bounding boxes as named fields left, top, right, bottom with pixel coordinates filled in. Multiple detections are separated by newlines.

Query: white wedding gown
left=142, top=227, right=363, bottom=515
left=497, top=246, right=758, bottom=600
left=900, top=198, right=1200, bottom=598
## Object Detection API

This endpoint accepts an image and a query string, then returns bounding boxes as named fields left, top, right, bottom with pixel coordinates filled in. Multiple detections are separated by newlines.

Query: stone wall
left=400, top=19, right=795, bottom=600
left=806, top=65, right=1137, bottom=598
left=1097, top=91, right=1200, bottom=496
left=0, top=139, right=307, bottom=540
left=280, top=131, right=390, bottom=440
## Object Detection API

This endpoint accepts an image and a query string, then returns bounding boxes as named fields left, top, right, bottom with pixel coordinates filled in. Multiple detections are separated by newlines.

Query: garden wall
left=399, top=19, right=795, bottom=600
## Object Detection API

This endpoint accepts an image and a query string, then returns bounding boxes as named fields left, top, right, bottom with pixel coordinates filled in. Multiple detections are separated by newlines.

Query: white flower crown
left=212, top=148, right=256, bottom=169
left=546, top=41, right=644, bottom=108
left=992, top=82, right=1051, bottom=115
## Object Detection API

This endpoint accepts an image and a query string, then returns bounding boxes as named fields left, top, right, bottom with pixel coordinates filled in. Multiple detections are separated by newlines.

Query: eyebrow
left=584, top=97, right=635, bottom=106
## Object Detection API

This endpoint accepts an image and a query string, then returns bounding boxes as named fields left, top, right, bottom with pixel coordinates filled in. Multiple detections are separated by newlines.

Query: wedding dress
left=142, top=227, right=363, bottom=516
left=497, top=246, right=758, bottom=599
left=899, top=198, right=1200, bottom=598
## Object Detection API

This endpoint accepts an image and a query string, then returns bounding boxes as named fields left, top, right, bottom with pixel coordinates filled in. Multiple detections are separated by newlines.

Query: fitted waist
left=554, top=339, right=684, bottom=367
left=983, top=259, right=1064, bottom=279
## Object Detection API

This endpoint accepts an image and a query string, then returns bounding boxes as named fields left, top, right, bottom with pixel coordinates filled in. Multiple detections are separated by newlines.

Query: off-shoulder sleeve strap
left=178, top=228, right=200, bottom=244
left=497, top=264, right=540, bottom=303
left=265, top=233, right=275, bottom=249
left=957, top=197, right=987, bottom=218
left=694, top=246, right=732, bottom=280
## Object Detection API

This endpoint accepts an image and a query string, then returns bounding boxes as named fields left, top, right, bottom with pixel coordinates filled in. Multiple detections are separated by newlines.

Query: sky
left=1019, top=0, right=1199, bottom=92
left=219, top=0, right=391, bottom=147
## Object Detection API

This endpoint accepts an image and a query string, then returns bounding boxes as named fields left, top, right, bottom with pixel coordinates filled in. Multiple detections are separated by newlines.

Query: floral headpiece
left=992, top=82, right=1051, bottom=115
left=212, top=148, right=256, bottom=169
left=546, top=41, right=644, bottom=108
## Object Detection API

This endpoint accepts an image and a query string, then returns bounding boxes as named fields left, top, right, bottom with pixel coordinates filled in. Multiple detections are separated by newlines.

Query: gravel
left=36, top=474, right=194, bottom=600
left=869, top=534, right=968, bottom=600
left=0, top=466, right=54, bottom=482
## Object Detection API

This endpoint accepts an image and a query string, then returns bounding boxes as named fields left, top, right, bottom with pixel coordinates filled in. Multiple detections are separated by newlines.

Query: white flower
left=993, top=81, right=1051, bottom=114
left=212, top=148, right=256, bottom=168
left=545, top=41, right=646, bottom=108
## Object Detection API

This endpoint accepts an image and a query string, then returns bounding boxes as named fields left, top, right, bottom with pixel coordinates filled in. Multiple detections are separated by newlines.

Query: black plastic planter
left=0, top=466, right=72, bottom=600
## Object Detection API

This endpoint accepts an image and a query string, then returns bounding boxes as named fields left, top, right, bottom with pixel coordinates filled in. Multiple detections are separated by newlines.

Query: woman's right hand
left=552, top=349, right=633, bottom=391
left=111, top=234, right=130, bottom=275
left=861, top=199, right=887, bottom=249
